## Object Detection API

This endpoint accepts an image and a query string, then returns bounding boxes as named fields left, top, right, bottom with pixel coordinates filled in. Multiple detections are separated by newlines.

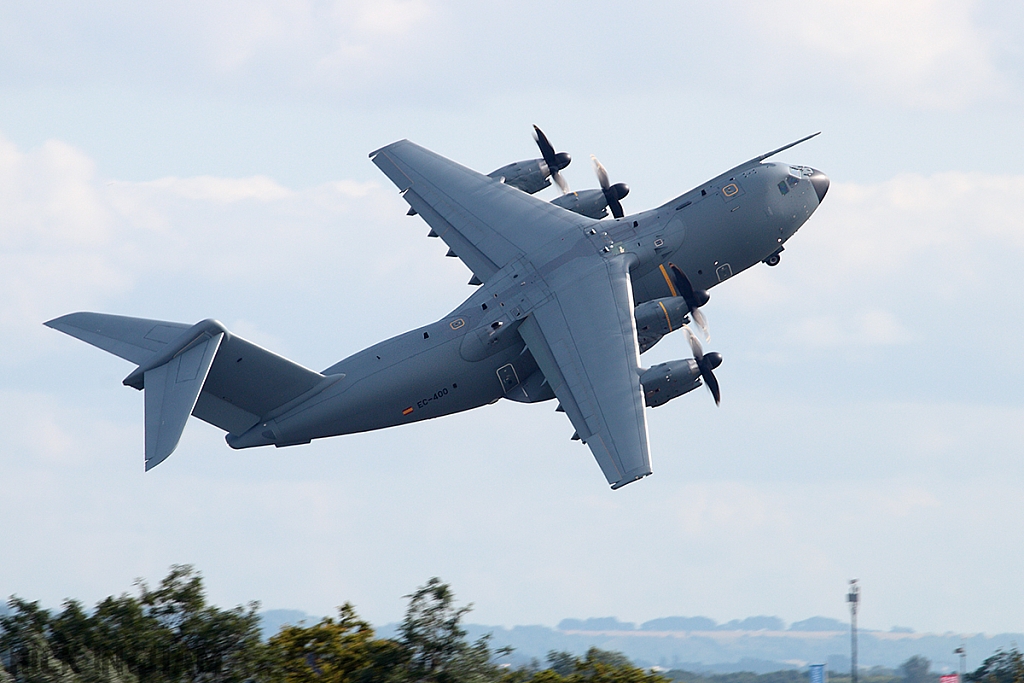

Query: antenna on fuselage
left=755, top=131, right=821, bottom=163
left=718, top=132, right=822, bottom=180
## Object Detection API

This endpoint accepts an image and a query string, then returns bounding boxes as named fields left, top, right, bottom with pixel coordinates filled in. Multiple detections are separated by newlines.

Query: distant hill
left=641, top=617, right=719, bottom=632
left=558, top=616, right=789, bottom=633
left=788, top=617, right=850, bottom=632
left=560, top=617, right=637, bottom=631
left=258, top=611, right=1014, bottom=673
left=258, top=608, right=316, bottom=639
left=462, top=622, right=1018, bottom=672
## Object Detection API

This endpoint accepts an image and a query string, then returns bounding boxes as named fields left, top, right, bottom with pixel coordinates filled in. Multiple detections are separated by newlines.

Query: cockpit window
left=780, top=166, right=811, bottom=195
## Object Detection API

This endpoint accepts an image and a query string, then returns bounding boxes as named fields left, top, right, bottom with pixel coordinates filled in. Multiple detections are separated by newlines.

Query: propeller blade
left=690, top=306, right=709, bottom=341
left=592, top=155, right=626, bottom=219
left=685, top=326, right=703, bottom=362
left=533, top=125, right=557, bottom=166
left=684, top=328, right=722, bottom=406
left=669, top=264, right=711, bottom=340
left=533, top=125, right=571, bottom=192
left=592, top=155, right=611, bottom=190
left=607, top=194, right=625, bottom=219
left=552, top=169, right=570, bottom=194
left=703, top=361, right=722, bottom=405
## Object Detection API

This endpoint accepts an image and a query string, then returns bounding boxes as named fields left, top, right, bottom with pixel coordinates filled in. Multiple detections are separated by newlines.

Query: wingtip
left=43, top=312, right=76, bottom=329
left=368, top=139, right=412, bottom=159
left=610, top=471, right=651, bottom=490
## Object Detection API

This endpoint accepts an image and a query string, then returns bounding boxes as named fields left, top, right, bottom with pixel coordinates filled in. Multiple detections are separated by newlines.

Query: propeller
left=669, top=264, right=711, bottom=340
left=533, top=125, right=571, bottom=194
left=591, top=155, right=630, bottom=219
left=685, top=327, right=723, bottom=406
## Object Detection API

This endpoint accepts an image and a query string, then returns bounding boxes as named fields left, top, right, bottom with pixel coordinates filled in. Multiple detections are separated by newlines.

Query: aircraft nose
left=809, top=169, right=829, bottom=203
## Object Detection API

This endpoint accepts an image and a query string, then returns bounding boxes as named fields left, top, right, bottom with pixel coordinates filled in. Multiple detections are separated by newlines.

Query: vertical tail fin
left=47, top=312, right=330, bottom=468
left=143, top=332, right=223, bottom=470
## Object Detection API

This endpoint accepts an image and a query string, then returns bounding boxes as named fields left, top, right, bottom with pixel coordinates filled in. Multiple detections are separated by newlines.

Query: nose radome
left=809, top=169, right=829, bottom=203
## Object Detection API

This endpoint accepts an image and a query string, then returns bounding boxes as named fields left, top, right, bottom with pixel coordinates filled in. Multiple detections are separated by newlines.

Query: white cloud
left=134, top=176, right=294, bottom=203
left=0, top=137, right=114, bottom=247
left=0, top=131, right=473, bottom=372
left=746, top=0, right=1007, bottom=108
left=144, top=0, right=436, bottom=86
left=719, top=169, right=1024, bottom=363
left=801, top=171, right=1024, bottom=290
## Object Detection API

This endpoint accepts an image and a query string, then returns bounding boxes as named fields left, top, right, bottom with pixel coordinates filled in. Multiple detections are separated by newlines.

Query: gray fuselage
left=226, top=162, right=824, bottom=450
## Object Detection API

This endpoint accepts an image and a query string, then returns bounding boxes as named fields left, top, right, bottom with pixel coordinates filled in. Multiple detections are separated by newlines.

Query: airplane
left=45, top=128, right=829, bottom=489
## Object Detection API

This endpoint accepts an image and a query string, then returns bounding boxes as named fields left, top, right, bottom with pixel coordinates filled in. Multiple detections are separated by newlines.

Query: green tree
left=0, top=598, right=54, bottom=682
left=966, top=649, right=1024, bottom=683
left=261, top=603, right=402, bottom=683
left=509, top=648, right=666, bottom=683
left=0, top=598, right=138, bottom=683
left=397, top=578, right=505, bottom=683
left=899, top=657, right=932, bottom=683
left=1, top=566, right=261, bottom=683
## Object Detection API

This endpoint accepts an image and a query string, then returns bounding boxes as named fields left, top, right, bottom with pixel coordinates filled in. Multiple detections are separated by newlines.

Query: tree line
left=2, top=567, right=1022, bottom=683
left=0, top=566, right=666, bottom=683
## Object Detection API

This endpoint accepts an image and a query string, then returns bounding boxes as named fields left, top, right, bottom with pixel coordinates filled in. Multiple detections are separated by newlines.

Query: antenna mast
left=847, top=580, right=860, bottom=683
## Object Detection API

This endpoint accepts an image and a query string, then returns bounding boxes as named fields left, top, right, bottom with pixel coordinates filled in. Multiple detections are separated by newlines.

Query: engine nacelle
left=487, top=159, right=550, bottom=195
left=640, top=359, right=701, bottom=407
left=550, top=189, right=610, bottom=219
left=634, top=297, right=689, bottom=353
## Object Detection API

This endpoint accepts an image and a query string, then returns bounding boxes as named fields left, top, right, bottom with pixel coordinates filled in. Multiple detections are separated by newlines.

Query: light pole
left=955, top=646, right=966, bottom=683
left=847, top=580, right=860, bottom=683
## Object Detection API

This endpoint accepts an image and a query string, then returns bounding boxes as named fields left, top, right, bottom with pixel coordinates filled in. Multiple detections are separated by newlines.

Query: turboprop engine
left=640, top=360, right=702, bottom=407
left=487, top=158, right=564, bottom=194
left=634, top=296, right=690, bottom=352
left=550, top=186, right=626, bottom=220
left=549, top=155, right=629, bottom=219
left=487, top=124, right=571, bottom=195
left=640, top=329, right=724, bottom=407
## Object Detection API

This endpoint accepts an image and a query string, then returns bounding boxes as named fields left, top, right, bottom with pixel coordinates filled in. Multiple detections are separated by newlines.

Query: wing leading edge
left=518, top=254, right=652, bottom=488
left=371, top=139, right=595, bottom=283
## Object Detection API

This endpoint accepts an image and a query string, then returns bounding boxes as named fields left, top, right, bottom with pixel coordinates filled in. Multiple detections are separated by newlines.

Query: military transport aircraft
left=46, top=128, right=828, bottom=489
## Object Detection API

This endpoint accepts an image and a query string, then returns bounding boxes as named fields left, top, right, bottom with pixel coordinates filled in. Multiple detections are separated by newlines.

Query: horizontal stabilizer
left=45, top=313, right=191, bottom=365
left=144, top=332, right=223, bottom=470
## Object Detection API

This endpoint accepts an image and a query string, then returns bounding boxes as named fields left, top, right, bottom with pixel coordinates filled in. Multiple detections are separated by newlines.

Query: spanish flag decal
left=402, top=406, right=414, bottom=416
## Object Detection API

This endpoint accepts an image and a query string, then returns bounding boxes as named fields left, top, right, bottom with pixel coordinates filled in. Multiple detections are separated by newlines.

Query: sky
left=2, top=0, right=1024, bottom=660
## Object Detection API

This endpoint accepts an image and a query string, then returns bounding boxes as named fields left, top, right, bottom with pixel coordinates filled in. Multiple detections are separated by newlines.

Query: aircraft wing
left=518, top=254, right=652, bottom=488
left=371, top=139, right=594, bottom=281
